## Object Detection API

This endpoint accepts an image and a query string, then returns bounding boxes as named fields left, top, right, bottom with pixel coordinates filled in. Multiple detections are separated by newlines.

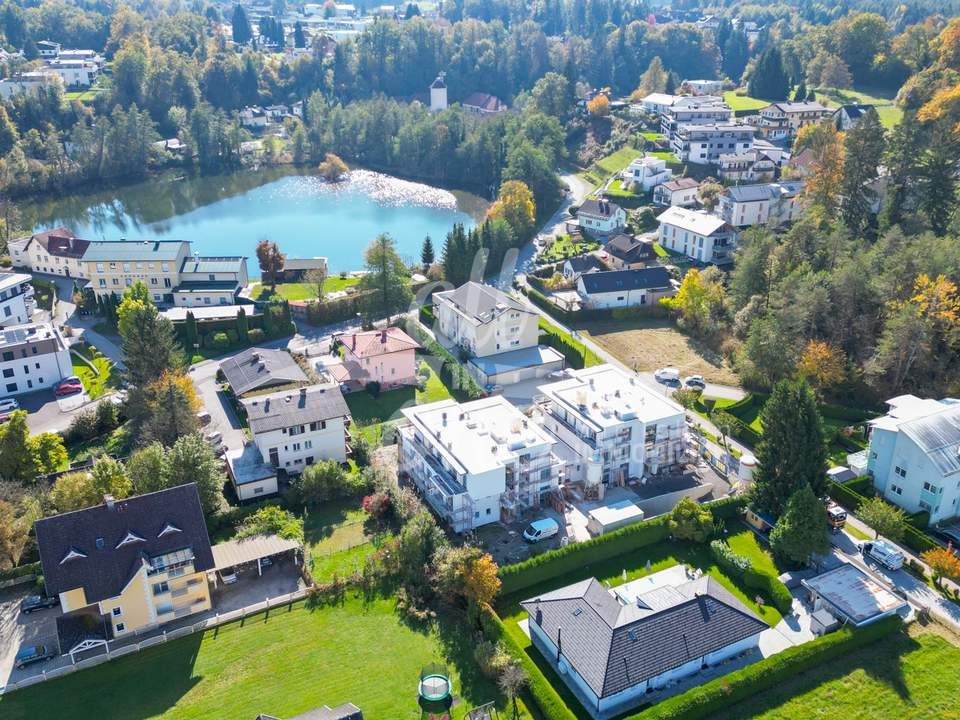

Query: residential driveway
left=188, top=359, right=247, bottom=454
left=759, top=592, right=816, bottom=658
left=22, top=386, right=111, bottom=435
left=0, top=585, right=63, bottom=689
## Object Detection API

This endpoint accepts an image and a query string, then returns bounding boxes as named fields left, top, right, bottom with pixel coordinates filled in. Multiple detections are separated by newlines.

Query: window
left=115, top=623, right=125, bottom=633
left=161, top=262, right=170, bottom=272
left=112, top=607, right=123, bottom=617
left=22, top=365, right=27, bottom=374
left=254, top=487, right=264, bottom=494
left=895, top=466, right=907, bottom=478
left=99, top=278, right=106, bottom=288
left=292, top=442, right=301, bottom=451
left=153, top=581, right=169, bottom=595
left=2, top=351, right=11, bottom=361
left=919, top=500, right=932, bottom=511
left=3, top=307, right=9, bottom=317
left=112, top=278, right=119, bottom=286
left=5, top=383, right=14, bottom=392
left=2, top=369, right=13, bottom=378
left=123, top=263, right=130, bottom=272
left=96, top=263, right=104, bottom=272
left=890, top=484, right=903, bottom=496
left=304, top=440, right=312, bottom=449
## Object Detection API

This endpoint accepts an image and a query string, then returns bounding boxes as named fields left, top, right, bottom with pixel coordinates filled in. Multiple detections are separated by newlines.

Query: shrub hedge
left=499, top=497, right=747, bottom=596
left=479, top=604, right=577, bottom=720
left=629, top=615, right=902, bottom=720
left=0, top=562, right=41, bottom=582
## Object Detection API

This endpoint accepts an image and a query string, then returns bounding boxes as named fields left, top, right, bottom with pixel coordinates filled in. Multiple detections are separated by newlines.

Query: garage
left=468, top=345, right=565, bottom=386
left=210, top=534, right=302, bottom=587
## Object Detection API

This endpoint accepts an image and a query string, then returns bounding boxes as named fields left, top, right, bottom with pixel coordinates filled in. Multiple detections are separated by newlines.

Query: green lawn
left=0, top=595, right=532, bottom=720
left=723, top=90, right=770, bottom=111
left=726, top=527, right=780, bottom=576
left=251, top=276, right=361, bottom=301
left=652, top=242, right=668, bottom=257
left=715, top=628, right=959, bottom=719
left=63, top=89, right=98, bottom=102
left=70, top=343, right=117, bottom=399
left=538, top=317, right=603, bottom=368
left=303, top=498, right=393, bottom=580
left=540, top=235, right=601, bottom=263
left=814, top=86, right=903, bottom=129
left=579, top=145, right=644, bottom=186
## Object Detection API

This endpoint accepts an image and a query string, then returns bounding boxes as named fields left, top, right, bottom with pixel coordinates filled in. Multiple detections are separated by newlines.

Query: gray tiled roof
left=603, top=234, right=655, bottom=263
left=34, top=484, right=214, bottom=604
left=220, top=347, right=308, bottom=396
left=242, top=384, right=351, bottom=434
left=434, top=282, right=530, bottom=324
left=522, top=576, right=767, bottom=698
left=580, top=268, right=672, bottom=295
left=565, top=255, right=606, bottom=273
left=82, top=240, right=187, bottom=262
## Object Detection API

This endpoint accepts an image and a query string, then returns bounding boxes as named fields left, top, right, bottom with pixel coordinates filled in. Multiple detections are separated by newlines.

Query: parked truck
left=858, top=538, right=905, bottom=571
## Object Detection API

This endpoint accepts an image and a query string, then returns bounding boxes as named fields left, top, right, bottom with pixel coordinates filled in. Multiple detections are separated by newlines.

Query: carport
left=210, top=534, right=301, bottom=585
left=57, top=606, right=111, bottom=663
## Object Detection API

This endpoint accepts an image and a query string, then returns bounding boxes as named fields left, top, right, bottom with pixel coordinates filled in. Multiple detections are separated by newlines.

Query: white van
left=523, top=518, right=560, bottom=543
left=859, top=539, right=905, bottom=570
left=654, top=367, right=680, bottom=383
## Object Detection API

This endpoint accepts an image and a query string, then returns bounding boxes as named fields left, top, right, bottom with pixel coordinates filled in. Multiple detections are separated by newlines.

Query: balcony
left=546, top=409, right=596, bottom=450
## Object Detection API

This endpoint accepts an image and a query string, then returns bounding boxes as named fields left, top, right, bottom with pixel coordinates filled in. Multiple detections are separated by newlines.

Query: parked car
left=219, top=567, right=239, bottom=584
left=53, top=379, right=83, bottom=397
left=197, top=411, right=212, bottom=426
left=654, top=367, right=680, bottom=383
left=684, top=375, right=706, bottom=389
left=523, top=517, right=560, bottom=543
left=14, top=644, right=57, bottom=669
left=0, top=397, right=19, bottom=413
left=20, top=594, right=59, bottom=614
left=859, top=539, right=905, bottom=570
left=932, top=527, right=960, bottom=553
left=204, top=431, right=223, bottom=448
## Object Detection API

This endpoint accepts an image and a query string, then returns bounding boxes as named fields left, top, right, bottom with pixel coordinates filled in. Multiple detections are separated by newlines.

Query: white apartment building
left=756, top=101, right=830, bottom=140
left=173, top=256, right=248, bottom=307
left=9, top=227, right=88, bottom=277
left=718, top=181, right=806, bottom=229
left=657, top=206, right=736, bottom=264
left=621, top=155, right=673, bottom=192
left=0, top=272, right=35, bottom=327
left=534, top=364, right=686, bottom=487
left=242, top=384, right=352, bottom=476
left=671, top=122, right=755, bottom=165
left=398, top=396, right=564, bottom=532
left=0, top=322, right=72, bottom=396
left=433, top=282, right=539, bottom=358
left=866, top=395, right=960, bottom=524
left=661, top=100, right=731, bottom=140
left=683, top=79, right=725, bottom=94
left=0, top=71, right=57, bottom=99
left=46, top=59, right=99, bottom=87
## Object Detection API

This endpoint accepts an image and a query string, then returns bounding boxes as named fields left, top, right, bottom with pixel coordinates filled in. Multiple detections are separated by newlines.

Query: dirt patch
left=578, top=317, right=740, bottom=385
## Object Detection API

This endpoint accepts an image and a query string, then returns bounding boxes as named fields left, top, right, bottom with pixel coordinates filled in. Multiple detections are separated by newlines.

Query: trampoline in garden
left=418, top=663, right=453, bottom=715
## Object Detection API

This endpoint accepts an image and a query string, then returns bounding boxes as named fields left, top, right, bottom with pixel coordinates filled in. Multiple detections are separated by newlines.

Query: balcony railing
left=546, top=409, right=596, bottom=450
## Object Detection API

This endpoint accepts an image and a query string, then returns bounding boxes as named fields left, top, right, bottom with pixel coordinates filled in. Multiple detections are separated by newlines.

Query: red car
left=53, top=380, right=83, bottom=397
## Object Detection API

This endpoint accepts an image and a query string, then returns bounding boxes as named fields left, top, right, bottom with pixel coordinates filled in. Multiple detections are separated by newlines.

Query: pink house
left=338, top=327, right=420, bottom=390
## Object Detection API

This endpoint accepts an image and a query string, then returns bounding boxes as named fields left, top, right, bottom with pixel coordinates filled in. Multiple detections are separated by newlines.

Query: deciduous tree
left=630, top=56, right=667, bottom=101
left=318, top=152, right=348, bottom=181
left=668, top=497, right=714, bottom=542
left=858, top=496, right=907, bottom=541
left=921, top=547, right=960, bottom=588
left=256, top=239, right=286, bottom=289
left=586, top=94, right=609, bottom=116
left=166, top=433, right=224, bottom=515
left=795, top=340, right=846, bottom=395
left=660, top=268, right=726, bottom=338
left=142, top=371, right=200, bottom=446
left=487, top=180, right=536, bottom=242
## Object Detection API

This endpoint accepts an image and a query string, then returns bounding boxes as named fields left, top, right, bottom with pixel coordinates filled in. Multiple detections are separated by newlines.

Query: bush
left=0, top=562, right=41, bottom=582
left=742, top=567, right=794, bottom=614
left=63, top=407, right=102, bottom=443
left=419, top=304, right=434, bottom=326
left=226, top=329, right=239, bottom=344
left=212, top=332, right=230, bottom=350
left=366, top=380, right=380, bottom=397
left=907, top=510, right=930, bottom=530
left=844, top=475, right=874, bottom=496
left=248, top=328, right=265, bottom=343
left=630, top=616, right=901, bottom=720
left=710, top=539, right=751, bottom=574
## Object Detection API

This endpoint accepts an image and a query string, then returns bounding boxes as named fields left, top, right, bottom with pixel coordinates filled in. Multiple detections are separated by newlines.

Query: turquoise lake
left=23, top=168, right=486, bottom=276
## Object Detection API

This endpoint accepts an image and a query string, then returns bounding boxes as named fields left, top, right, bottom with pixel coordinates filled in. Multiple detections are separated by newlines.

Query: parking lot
left=0, top=584, right=63, bottom=688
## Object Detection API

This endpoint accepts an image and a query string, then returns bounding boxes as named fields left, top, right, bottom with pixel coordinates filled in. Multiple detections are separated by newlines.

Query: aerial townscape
left=3, top=1, right=960, bottom=719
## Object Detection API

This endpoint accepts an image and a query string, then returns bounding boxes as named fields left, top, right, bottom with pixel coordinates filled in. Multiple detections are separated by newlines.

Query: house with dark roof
left=433, top=281, right=538, bottom=358
left=9, top=227, right=90, bottom=278
left=278, top=257, right=329, bottom=282
left=521, top=572, right=767, bottom=717
left=336, top=327, right=421, bottom=390
left=576, top=199, right=627, bottom=236
left=832, top=103, right=876, bottom=131
left=175, top=255, right=248, bottom=307
left=241, top=383, right=352, bottom=475
left=462, top=92, right=507, bottom=116
left=576, top=268, right=676, bottom=310
left=34, top=484, right=215, bottom=652
left=562, top=254, right=607, bottom=279
left=601, top=234, right=656, bottom=270
left=220, top=347, right=309, bottom=397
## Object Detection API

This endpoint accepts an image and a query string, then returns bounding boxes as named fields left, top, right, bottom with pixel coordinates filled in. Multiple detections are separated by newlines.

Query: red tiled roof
left=462, top=92, right=506, bottom=113
left=342, top=327, right=420, bottom=358
left=30, top=227, right=89, bottom=258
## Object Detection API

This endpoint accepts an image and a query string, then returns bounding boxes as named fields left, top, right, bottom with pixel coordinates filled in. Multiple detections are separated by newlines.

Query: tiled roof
left=462, top=92, right=506, bottom=112
left=242, top=384, right=351, bottom=434
left=341, top=327, right=420, bottom=358
left=603, top=234, right=655, bottom=263
left=82, top=240, right=187, bottom=262
left=579, top=199, right=623, bottom=218
left=659, top=177, right=700, bottom=192
left=521, top=576, right=766, bottom=698
left=579, top=267, right=672, bottom=295
left=565, top=255, right=607, bottom=273
left=34, top=484, right=214, bottom=605
left=220, top=347, right=308, bottom=396
left=180, top=256, right=245, bottom=274
left=434, top=282, right=530, bottom=324
left=23, top=227, right=89, bottom=258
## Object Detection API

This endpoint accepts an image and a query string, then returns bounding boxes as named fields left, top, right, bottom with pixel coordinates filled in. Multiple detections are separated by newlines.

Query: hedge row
left=539, top=325, right=588, bottom=370
left=405, top=321, right=484, bottom=400
left=479, top=604, right=577, bottom=720
left=499, top=496, right=747, bottom=596
left=630, top=615, right=902, bottom=720
left=827, top=480, right=936, bottom=554
left=0, top=561, right=41, bottom=582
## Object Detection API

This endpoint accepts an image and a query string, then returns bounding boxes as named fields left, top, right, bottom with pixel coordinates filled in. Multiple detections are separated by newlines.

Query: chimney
left=380, top=329, right=387, bottom=344
left=104, top=494, right=115, bottom=510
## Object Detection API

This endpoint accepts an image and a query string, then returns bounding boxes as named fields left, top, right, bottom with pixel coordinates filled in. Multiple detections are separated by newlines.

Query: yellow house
left=34, top=484, right=215, bottom=656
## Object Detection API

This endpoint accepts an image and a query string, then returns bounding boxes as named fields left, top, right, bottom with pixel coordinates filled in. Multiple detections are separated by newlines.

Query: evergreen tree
left=0, top=106, right=19, bottom=157
left=421, top=235, right=435, bottom=267
left=263, top=304, right=277, bottom=336
left=118, top=295, right=184, bottom=389
left=294, top=21, right=306, bottom=48
left=167, top=433, right=224, bottom=515
left=770, top=484, right=829, bottom=565
left=0, top=412, right=38, bottom=483
left=441, top=224, right=471, bottom=286
left=919, top=127, right=960, bottom=236
left=840, top=108, right=885, bottom=234
left=184, top=310, right=198, bottom=350
left=231, top=4, right=253, bottom=44
left=721, top=29, right=750, bottom=83
left=142, top=374, right=198, bottom=446
left=792, top=80, right=807, bottom=102
left=664, top=72, right=676, bottom=95
left=359, top=234, right=413, bottom=320
left=236, top=306, right=249, bottom=344
left=751, top=379, right=827, bottom=517
left=748, top=48, right=790, bottom=100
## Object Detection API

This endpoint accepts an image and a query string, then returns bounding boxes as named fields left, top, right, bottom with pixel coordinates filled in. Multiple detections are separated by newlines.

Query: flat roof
left=161, top=304, right=259, bottom=322
left=468, top=345, right=564, bottom=376
left=803, top=564, right=905, bottom=624
left=401, top=395, right=556, bottom=476
left=537, top=364, right=685, bottom=431
left=588, top=498, right=644, bottom=525
left=226, top=444, right=276, bottom=486
left=211, top=534, right=300, bottom=570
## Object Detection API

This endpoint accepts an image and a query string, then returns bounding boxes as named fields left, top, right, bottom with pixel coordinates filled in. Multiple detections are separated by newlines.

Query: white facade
left=661, top=100, right=731, bottom=140
left=718, top=181, right=805, bottom=229
left=577, top=199, right=627, bottom=235
left=0, top=273, right=35, bottom=327
left=652, top=179, right=700, bottom=207
left=621, top=156, right=672, bottom=192
left=0, top=323, right=72, bottom=396
left=657, top=206, right=736, bottom=264
left=534, top=364, right=686, bottom=487
left=683, top=79, right=724, bottom=94
left=398, top=396, right=564, bottom=532
left=0, top=72, right=56, bottom=99
left=867, top=395, right=960, bottom=524
left=637, top=93, right=680, bottom=115
left=671, top=122, right=755, bottom=165
left=47, top=59, right=99, bottom=87
left=433, top=282, right=539, bottom=358
left=430, top=73, right=447, bottom=112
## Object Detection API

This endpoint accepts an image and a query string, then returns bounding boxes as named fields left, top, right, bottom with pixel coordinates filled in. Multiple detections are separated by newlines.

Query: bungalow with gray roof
left=576, top=267, right=676, bottom=310
left=220, top=347, right=308, bottom=397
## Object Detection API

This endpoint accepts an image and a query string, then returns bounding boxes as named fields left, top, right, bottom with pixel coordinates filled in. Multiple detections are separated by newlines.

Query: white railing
left=0, top=587, right=311, bottom=696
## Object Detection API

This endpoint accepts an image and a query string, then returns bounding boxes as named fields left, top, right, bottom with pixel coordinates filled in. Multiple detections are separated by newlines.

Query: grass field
left=540, top=235, right=600, bottom=263
left=726, top=527, right=780, bottom=576
left=579, top=145, right=644, bottom=186
left=303, top=498, right=392, bottom=580
left=70, top=343, right=117, bottom=399
left=0, top=595, right=531, bottom=720
left=723, top=90, right=770, bottom=111
left=716, top=625, right=960, bottom=719
left=578, top=316, right=739, bottom=385
left=252, top=276, right=361, bottom=301
left=814, top=86, right=903, bottom=129
left=538, top=317, right=604, bottom=368
left=496, top=536, right=785, bottom=720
